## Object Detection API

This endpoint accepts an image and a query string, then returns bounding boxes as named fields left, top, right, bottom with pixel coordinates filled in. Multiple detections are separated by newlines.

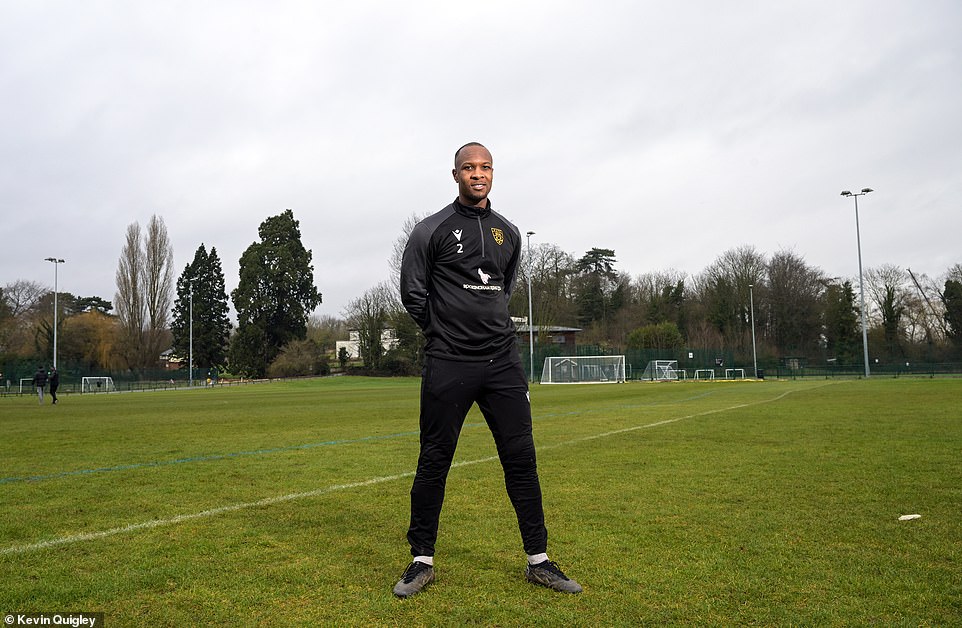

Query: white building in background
left=335, top=328, right=400, bottom=359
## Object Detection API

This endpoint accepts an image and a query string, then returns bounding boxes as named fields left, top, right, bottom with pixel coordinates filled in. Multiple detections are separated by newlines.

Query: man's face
left=453, top=145, right=494, bottom=206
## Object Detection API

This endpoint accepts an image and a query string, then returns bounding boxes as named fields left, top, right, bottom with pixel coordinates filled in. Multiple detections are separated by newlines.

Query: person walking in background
left=32, top=365, right=48, bottom=405
left=393, top=142, right=581, bottom=598
left=49, top=367, right=60, bottom=404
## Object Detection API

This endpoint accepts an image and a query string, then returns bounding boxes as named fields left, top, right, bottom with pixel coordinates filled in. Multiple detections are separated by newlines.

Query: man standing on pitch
left=394, top=142, right=581, bottom=597
left=32, top=365, right=48, bottom=405
left=49, top=367, right=60, bottom=405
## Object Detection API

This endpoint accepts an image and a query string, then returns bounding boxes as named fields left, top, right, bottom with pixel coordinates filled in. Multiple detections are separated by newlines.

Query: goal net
left=541, top=355, right=626, bottom=384
left=640, top=360, right=680, bottom=381
left=725, top=368, right=746, bottom=380
left=82, top=376, right=116, bottom=394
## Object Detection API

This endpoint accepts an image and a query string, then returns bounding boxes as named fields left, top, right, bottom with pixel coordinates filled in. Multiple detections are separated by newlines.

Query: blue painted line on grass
left=0, top=429, right=423, bottom=485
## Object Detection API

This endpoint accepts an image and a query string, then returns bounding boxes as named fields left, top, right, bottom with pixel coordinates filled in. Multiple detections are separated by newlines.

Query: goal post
left=81, top=376, right=116, bottom=394
left=541, top=355, right=626, bottom=384
left=640, top=360, right=680, bottom=381
left=725, top=368, right=746, bottom=380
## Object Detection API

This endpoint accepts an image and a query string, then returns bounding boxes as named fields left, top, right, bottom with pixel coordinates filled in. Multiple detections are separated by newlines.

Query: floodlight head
left=841, top=190, right=852, bottom=196
left=861, top=188, right=873, bottom=194
left=526, top=231, right=535, bottom=236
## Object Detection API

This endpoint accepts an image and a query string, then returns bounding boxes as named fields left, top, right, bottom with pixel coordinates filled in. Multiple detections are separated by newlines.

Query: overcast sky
left=2, top=1, right=960, bottom=317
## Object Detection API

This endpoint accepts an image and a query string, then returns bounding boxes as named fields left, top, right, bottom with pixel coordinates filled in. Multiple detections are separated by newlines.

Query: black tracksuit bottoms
left=407, top=351, right=548, bottom=557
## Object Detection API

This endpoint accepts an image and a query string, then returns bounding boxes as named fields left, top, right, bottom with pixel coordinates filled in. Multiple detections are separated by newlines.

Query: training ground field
left=1, top=377, right=960, bottom=625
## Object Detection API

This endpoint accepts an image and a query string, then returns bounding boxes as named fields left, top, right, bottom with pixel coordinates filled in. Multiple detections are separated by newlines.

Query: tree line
left=344, top=223, right=962, bottom=374
left=507, top=243, right=962, bottom=368
left=3, top=210, right=961, bottom=383
left=1, top=210, right=323, bottom=381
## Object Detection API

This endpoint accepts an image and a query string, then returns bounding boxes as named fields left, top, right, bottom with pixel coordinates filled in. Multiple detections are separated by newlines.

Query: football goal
left=19, top=378, right=34, bottom=394
left=725, top=368, right=746, bottom=380
left=82, top=376, right=116, bottom=394
left=640, top=360, right=680, bottom=381
left=541, top=355, right=626, bottom=384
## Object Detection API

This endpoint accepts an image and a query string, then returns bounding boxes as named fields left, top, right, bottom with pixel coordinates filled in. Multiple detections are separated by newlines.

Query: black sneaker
left=525, top=560, right=582, bottom=593
left=393, top=560, right=435, bottom=598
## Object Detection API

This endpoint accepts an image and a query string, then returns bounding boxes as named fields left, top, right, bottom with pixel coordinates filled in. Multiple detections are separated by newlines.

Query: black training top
left=400, top=199, right=522, bottom=361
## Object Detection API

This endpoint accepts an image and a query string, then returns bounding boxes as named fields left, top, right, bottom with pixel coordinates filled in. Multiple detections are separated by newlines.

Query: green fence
left=521, top=345, right=737, bottom=382
left=518, top=345, right=962, bottom=383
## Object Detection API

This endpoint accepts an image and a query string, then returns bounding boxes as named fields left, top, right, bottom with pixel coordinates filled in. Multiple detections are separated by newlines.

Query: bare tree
left=143, top=215, right=174, bottom=362
left=692, top=245, right=767, bottom=357
left=512, top=242, right=578, bottom=330
left=114, top=215, right=174, bottom=371
left=2, top=280, right=48, bottom=317
left=389, top=213, right=427, bottom=297
left=342, top=281, right=399, bottom=371
left=946, top=263, right=962, bottom=283
left=765, top=249, right=825, bottom=356
left=865, top=265, right=910, bottom=324
left=307, top=314, right=349, bottom=353
left=905, top=268, right=947, bottom=344
left=633, top=269, right=688, bottom=327
left=865, top=264, right=910, bottom=358
left=115, top=223, right=145, bottom=368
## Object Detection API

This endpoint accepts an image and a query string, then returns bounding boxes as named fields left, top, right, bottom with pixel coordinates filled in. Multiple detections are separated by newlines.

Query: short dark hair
left=454, top=142, right=488, bottom=167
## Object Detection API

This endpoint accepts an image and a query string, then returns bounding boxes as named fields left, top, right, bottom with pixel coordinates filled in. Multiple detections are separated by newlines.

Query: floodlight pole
left=189, top=282, right=194, bottom=388
left=44, top=257, right=65, bottom=369
left=841, top=188, right=873, bottom=378
left=749, top=284, right=758, bottom=379
left=526, top=231, right=536, bottom=384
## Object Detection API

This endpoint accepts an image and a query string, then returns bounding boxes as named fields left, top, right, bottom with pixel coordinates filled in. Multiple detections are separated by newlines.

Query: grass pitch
left=1, top=377, right=960, bottom=625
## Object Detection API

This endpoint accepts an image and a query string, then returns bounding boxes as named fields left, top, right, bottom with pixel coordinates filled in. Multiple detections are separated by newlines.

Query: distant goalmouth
left=82, top=376, right=116, bottom=394
left=640, top=360, right=683, bottom=381
left=540, top=355, right=626, bottom=384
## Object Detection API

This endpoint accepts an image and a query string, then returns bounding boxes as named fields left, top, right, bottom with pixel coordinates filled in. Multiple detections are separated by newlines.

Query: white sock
left=527, top=553, right=549, bottom=565
left=413, top=555, right=434, bottom=566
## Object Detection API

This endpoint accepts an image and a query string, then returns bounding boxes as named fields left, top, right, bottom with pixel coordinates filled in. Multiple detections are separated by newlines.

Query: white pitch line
left=545, top=387, right=802, bottom=448
left=1, top=387, right=812, bottom=556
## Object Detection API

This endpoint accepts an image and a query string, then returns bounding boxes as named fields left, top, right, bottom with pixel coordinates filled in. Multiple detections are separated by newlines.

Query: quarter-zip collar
left=454, top=199, right=492, bottom=259
left=453, top=198, right=492, bottom=219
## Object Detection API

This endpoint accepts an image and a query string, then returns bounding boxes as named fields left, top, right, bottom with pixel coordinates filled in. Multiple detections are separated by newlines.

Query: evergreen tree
left=230, top=210, right=322, bottom=377
left=0, top=286, right=14, bottom=355
left=823, top=280, right=860, bottom=365
left=880, top=285, right=906, bottom=358
left=74, top=296, right=113, bottom=314
left=627, top=321, right=685, bottom=351
left=942, top=279, right=962, bottom=354
left=171, top=244, right=232, bottom=374
left=574, top=247, right=618, bottom=327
